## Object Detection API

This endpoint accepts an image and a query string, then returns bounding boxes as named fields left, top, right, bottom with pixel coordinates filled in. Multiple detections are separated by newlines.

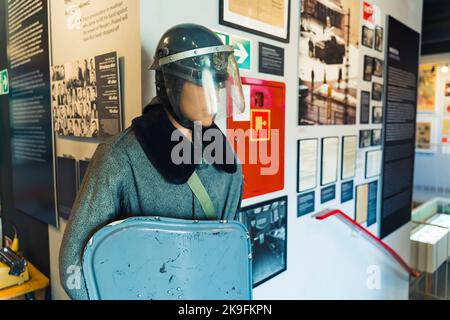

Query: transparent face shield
left=159, top=46, right=246, bottom=125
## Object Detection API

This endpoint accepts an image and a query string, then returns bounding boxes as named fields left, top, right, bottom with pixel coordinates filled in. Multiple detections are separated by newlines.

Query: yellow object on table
left=0, top=263, right=49, bottom=300
left=0, top=262, right=29, bottom=290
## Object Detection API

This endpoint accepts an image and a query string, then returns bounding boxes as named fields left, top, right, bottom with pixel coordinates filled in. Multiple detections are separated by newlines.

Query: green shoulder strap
left=187, top=171, right=217, bottom=220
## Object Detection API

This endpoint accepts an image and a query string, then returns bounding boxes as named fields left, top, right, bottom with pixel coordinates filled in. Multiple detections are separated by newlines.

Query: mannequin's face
left=179, top=81, right=216, bottom=127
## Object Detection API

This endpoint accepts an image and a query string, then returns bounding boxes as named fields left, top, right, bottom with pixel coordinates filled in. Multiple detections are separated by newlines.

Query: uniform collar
left=132, top=98, right=237, bottom=185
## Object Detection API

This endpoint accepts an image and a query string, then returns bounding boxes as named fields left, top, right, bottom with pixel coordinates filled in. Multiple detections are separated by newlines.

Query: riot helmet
left=150, top=24, right=246, bottom=129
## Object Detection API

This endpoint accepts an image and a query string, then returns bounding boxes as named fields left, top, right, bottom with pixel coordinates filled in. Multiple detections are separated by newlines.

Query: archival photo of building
left=299, top=0, right=361, bottom=125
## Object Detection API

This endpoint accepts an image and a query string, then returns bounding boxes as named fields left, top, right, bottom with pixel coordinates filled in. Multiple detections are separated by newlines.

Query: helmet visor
left=161, top=49, right=246, bottom=124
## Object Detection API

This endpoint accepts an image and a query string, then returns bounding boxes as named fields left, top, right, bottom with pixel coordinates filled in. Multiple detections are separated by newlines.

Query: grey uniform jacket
left=59, top=101, right=244, bottom=300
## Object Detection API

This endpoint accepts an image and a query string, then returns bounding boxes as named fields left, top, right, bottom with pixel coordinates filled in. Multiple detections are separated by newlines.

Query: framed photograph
left=373, top=58, right=383, bottom=78
left=341, top=136, right=357, bottom=180
left=365, top=150, right=383, bottom=179
left=362, top=26, right=374, bottom=48
left=446, top=82, right=450, bottom=97
left=238, top=197, right=288, bottom=288
left=360, top=130, right=372, bottom=148
left=364, top=55, right=374, bottom=82
left=360, top=90, right=371, bottom=124
left=372, top=106, right=383, bottom=124
left=219, top=0, right=291, bottom=43
left=418, top=65, right=437, bottom=112
left=321, top=137, right=339, bottom=186
left=416, top=116, right=437, bottom=153
left=372, top=82, right=384, bottom=101
left=297, top=139, right=318, bottom=193
left=375, top=26, right=384, bottom=52
left=51, top=52, right=122, bottom=139
left=298, top=0, right=361, bottom=126
left=371, top=129, right=382, bottom=146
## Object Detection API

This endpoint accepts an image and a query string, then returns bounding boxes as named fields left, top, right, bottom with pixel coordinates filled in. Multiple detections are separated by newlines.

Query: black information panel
left=258, top=42, right=285, bottom=77
left=380, top=17, right=420, bottom=239
left=6, top=0, right=56, bottom=226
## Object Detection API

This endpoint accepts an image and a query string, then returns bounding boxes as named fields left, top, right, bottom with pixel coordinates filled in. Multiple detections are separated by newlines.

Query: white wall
left=140, top=0, right=423, bottom=300
left=47, top=0, right=423, bottom=300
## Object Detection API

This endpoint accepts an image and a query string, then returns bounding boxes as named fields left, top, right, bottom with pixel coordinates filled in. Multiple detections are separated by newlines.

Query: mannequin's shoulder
left=94, top=128, right=141, bottom=163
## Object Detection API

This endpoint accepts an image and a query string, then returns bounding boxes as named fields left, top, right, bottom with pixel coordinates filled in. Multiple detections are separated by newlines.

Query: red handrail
left=315, top=209, right=420, bottom=278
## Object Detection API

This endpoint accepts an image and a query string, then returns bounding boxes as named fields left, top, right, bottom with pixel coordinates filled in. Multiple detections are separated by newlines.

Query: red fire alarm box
left=227, top=77, right=286, bottom=200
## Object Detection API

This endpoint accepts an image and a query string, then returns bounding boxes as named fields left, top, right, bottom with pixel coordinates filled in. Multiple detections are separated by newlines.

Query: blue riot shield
left=82, top=217, right=253, bottom=300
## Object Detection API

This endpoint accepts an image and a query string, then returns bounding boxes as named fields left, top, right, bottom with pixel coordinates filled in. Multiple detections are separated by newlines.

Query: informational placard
left=259, top=42, right=285, bottom=76
left=6, top=0, right=57, bottom=227
left=297, top=139, right=318, bottom=193
left=341, top=136, right=357, bottom=180
left=380, top=17, right=420, bottom=239
left=321, top=137, right=339, bottom=186
left=367, top=181, right=378, bottom=227
left=341, top=180, right=354, bottom=204
left=298, top=191, right=315, bottom=218
left=51, top=52, right=122, bottom=139
left=56, top=157, right=77, bottom=220
left=321, top=185, right=336, bottom=204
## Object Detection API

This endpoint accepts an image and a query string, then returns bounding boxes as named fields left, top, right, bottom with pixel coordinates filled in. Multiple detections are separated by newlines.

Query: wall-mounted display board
left=227, top=78, right=285, bottom=200
left=417, top=64, right=437, bottom=113
left=297, top=139, right=318, bottom=193
left=380, top=16, right=420, bottom=239
left=6, top=0, right=57, bottom=227
left=321, top=137, right=339, bottom=186
left=238, top=196, right=287, bottom=287
left=219, top=0, right=291, bottom=43
left=341, top=136, right=357, bottom=180
left=298, top=0, right=360, bottom=126
left=51, top=52, right=122, bottom=139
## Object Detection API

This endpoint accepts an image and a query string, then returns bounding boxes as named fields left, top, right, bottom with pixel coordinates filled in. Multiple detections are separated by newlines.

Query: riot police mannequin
left=60, top=24, right=246, bottom=300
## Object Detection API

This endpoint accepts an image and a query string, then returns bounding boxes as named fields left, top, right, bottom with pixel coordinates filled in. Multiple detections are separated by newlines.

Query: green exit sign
left=215, top=31, right=251, bottom=71
left=0, top=69, right=9, bottom=95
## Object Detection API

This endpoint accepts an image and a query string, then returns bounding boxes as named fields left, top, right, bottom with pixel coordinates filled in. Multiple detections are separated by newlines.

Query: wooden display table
left=0, top=263, right=49, bottom=300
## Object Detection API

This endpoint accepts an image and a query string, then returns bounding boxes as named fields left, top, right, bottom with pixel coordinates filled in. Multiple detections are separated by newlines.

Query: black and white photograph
left=238, top=197, right=288, bottom=288
left=371, top=129, right=382, bottom=146
left=51, top=59, right=100, bottom=139
left=372, top=82, right=384, bottom=101
left=360, top=130, right=372, bottom=148
left=373, top=58, right=383, bottom=78
left=372, top=106, right=383, bottom=124
left=364, top=55, right=374, bottom=82
left=51, top=52, right=121, bottom=139
left=299, top=0, right=360, bottom=125
left=375, top=25, right=384, bottom=52
left=362, top=26, right=374, bottom=48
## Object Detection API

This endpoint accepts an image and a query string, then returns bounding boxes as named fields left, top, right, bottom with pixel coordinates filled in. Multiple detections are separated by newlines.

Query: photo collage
left=51, top=58, right=100, bottom=139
